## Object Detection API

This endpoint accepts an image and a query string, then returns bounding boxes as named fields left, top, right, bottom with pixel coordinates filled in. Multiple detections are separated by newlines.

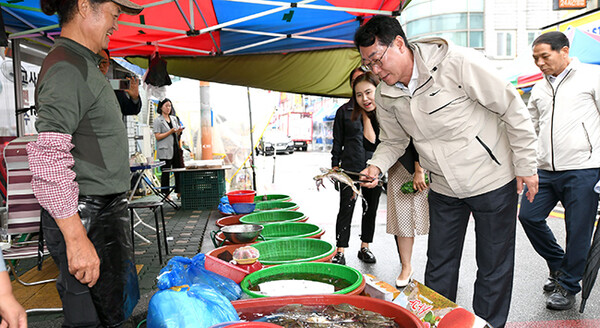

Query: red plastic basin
left=216, top=214, right=244, bottom=228
left=232, top=295, right=424, bottom=327
left=227, top=190, right=257, bottom=204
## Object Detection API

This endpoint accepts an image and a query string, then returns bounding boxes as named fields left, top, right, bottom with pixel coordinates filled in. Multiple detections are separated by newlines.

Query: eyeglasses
left=363, top=43, right=392, bottom=71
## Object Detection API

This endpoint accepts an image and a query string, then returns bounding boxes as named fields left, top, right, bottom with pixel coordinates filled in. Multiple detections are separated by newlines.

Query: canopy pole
left=11, top=39, right=25, bottom=137
left=172, top=0, right=194, bottom=31
left=223, top=0, right=395, bottom=15
left=192, top=0, right=220, bottom=53
left=247, top=87, right=257, bottom=191
left=199, top=81, right=212, bottom=160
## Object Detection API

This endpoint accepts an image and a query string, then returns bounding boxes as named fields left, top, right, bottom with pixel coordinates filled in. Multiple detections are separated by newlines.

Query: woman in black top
left=330, top=70, right=383, bottom=265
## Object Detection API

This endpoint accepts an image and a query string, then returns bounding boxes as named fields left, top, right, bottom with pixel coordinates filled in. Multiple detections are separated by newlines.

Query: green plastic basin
left=254, top=194, right=292, bottom=203
left=255, top=201, right=299, bottom=211
left=261, top=222, right=321, bottom=240
left=252, top=238, right=334, bottom=265
left=241, top=262, right=364, bottom=298
left=240, top=210, right=305, bottom=225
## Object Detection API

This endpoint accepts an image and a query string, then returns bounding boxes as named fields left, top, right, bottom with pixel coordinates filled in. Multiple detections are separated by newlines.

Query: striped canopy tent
left=510, top=27, right=600, bottom=95
left=1, top=0, right=411, bottom=97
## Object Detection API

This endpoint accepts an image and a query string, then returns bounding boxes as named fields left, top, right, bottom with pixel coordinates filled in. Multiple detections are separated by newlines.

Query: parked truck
left=279, top=112, right=313, bottom=151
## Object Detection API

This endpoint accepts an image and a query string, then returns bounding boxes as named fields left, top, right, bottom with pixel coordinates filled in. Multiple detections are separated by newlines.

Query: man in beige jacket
left=355, top=16, right=538, bottom=328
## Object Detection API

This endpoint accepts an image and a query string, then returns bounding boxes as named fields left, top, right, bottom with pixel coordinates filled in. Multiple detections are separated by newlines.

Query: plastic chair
left=3, top=135, right=62, bottom=313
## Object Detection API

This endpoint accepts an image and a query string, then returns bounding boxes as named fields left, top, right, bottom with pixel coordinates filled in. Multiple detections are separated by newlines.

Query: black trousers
left=335, top=183, right=382, bottom=248
left=519, top=168, right=600, bottom=294
left=425, top=180, right=517, bottom=328
left=42, top=193, right=139, bottom=328
left=160, top=158, right=180, bottom=194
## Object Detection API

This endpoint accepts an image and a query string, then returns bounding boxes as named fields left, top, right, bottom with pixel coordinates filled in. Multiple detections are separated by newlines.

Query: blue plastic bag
left=218, top=202, right=234, bottom=215
left=146, top=283, right=240, bottom=328
left=157, top=254, right=242, bottom=301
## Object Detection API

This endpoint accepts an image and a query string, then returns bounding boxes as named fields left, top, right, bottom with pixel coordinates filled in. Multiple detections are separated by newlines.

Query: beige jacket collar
left=380, top=37, right=451, bottom=99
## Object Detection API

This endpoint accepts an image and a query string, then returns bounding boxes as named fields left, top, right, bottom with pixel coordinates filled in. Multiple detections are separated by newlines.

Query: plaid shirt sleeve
left=27, top=132, right=79, bottom=219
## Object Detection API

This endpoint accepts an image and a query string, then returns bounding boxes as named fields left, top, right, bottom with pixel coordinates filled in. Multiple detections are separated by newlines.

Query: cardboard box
left=393, top=279, right=492, bottom=328
left=361, top=274, right=401, bottom=302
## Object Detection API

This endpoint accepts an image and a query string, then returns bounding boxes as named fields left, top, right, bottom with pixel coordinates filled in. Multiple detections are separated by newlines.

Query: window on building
left=470, top=31, right=483, bottom=48
left=528, top=31, right=540, bottom=46
left=496, top=31, right=515, bottom=57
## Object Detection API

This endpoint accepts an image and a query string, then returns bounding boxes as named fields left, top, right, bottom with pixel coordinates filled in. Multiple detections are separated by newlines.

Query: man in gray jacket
left=519, top=31, right=600, bottom=311
left=355, top=16, right=538, bottom=328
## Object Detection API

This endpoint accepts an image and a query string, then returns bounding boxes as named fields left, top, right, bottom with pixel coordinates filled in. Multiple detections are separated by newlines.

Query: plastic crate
left=179, top=169, right=226, bottom=210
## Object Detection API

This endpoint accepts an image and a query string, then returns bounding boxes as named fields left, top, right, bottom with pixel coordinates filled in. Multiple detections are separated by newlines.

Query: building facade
left=399, top=0, right=598, bottom=71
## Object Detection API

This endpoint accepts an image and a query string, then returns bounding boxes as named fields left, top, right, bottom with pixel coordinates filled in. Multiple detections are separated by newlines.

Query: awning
left=1, top=0, right=411, bottom=97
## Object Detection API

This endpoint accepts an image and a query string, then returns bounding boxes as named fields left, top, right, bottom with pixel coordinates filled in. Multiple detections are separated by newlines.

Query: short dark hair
left=348, top=66, right=365, bottom=87
left=532, top=31, right=569, bottom=51
left=41, top=0, right=111, bottom=26
left=351, top=71, right=380, bottom=121
left=354, top=15, right=409, bottom=49
left=157, top=98, right=172, bottom=114
left=102, top=49, right=110, bottom=58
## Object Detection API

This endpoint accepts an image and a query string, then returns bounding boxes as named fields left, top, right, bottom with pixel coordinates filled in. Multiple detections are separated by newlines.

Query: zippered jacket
left=368, top=37, right=538, bottom=198
left=528, top=58, right=600, bottom=171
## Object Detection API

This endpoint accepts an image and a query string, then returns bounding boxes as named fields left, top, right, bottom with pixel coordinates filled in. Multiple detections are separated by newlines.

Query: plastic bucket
left=232, top=295, right=423, bottom=327
left=240, top=262, right=364, bottom=298
left=240, top=210, right=306, bottom=225
left=261, top=222, right=322, bottom=240
left=227, top=190, right=257, bottom=204
left=252, top=238, right=334, bottom=265
left=254, top=194, right=291, bottom=203
left=255, top=201, right=299, bottom=211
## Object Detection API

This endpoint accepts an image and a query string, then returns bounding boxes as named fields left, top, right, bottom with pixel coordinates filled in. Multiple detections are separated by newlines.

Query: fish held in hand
left=314, top=168, right=363, bottom=201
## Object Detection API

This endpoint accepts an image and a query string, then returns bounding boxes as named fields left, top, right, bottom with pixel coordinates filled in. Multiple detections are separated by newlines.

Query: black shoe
left=332, top=252, right=346, bottom=265
left=546, top=284, right=575, bottom=310
left=357, top=247, right=376, bottom=263
left=544, top=271, right=561, bottom=292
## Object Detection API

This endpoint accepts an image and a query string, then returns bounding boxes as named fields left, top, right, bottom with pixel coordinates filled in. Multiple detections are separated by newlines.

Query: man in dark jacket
left=99, top=49, right=141, bottom=116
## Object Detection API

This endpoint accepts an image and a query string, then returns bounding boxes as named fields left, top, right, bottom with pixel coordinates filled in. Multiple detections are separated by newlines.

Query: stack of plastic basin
left=254, top=194, right=291, bottom=202
left=251, top=238, right=334, bottom=265
left=240, top=210, right=306, bottom=225
left=260, top=222, right=323, bottom=240
left=254, top=201, right=299, bottom=211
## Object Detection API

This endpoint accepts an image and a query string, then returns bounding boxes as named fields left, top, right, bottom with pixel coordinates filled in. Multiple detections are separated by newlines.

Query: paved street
left=250, top=149, right=600, bottom=327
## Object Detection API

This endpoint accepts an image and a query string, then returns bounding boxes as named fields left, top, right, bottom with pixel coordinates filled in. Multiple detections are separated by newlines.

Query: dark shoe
left=544, top=271, right=561, bottom=292
left=546, top=284, right=575, bottom=310
left=331, top=252, right=346, bottom=265
left=357, top=247, right=376, bottom=263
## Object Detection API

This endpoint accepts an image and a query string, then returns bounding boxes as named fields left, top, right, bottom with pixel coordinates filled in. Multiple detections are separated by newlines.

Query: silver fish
left=314, top=168, right=364, bottom=202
